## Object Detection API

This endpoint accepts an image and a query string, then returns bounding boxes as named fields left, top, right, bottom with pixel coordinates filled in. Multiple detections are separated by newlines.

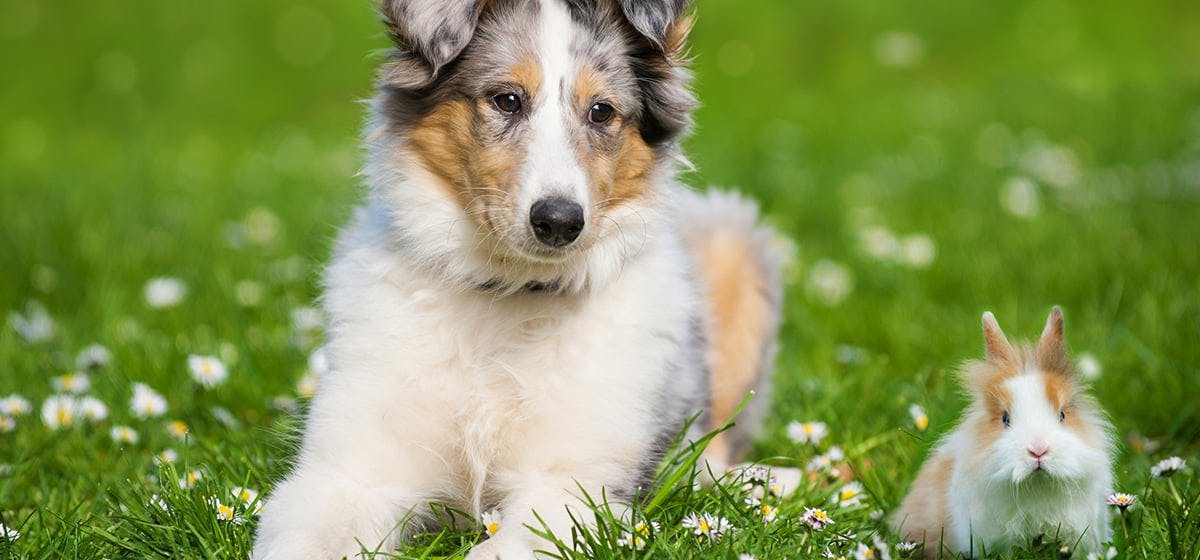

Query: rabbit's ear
left=378, top=0, right=484, bottom=84
left=982, top=311, right=1016, bottom=365
left=1036, top=306, right=1070, bottom=375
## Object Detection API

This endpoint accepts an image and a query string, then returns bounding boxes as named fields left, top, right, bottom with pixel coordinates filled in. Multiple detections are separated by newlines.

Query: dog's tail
left=677, top=188, right=791, bottom=472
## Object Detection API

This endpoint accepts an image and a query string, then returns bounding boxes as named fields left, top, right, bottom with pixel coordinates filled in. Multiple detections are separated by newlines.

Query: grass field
left=2, top=0, right=1199, bottom=558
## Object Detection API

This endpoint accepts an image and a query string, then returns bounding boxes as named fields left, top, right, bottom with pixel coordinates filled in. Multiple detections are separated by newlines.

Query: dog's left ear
left=619, top=0, right=691, bottom=54
left=379, top=0, right=483, bottom=80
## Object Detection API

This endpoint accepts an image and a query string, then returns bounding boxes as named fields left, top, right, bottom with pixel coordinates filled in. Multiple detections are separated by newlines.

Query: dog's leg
left=465, top=476, right=622, bottom=560
left=252, top=402, right=449, bottom=560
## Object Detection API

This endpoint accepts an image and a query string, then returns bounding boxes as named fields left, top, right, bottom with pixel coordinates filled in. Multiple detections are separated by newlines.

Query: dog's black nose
left=530, top=197, right=584, bottom=247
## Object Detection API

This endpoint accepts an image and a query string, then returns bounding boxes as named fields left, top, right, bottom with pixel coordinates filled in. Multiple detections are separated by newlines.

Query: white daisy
left=144, top=277, right=187, bottom=308
left=79, top=396, right=108, bottom=422
left=481, top=509, right=501, bottom=536
left=806, top=260, right=855, bottom=306
left=908, top=404, right=929, bottom=432
left=801, top=507, right=834, bottom=531
left=832, top=481, right=865, bottom=508
left=167, top=420, right=189, bottom=441
left=1151, top=456, right=1186, bottom=478
left=155, top=448, right=179, bottom=465
left=739, top=555, right=758, bottom=560
left=896, top=541, right=919, bottom=552
left=7, top=300, right=56, bottom=343
left=110, top=425, right=139, bottom=444
left=1077, top=352, right=1102, bottom=380
left=681, top=512, right=732, bottom=541
left=75, top=343, right=112, bottom=370
left=209, top=497, right=245, bottom=524
left=0, top=522, right=19, bottom=541
left=41, top=395, right=79, bottom=429
left=1106, top=493, right=1137, bottom=513
left=0, top=415, right=14, bottom=433
left=616, top=520, right=658, bottom=549
left=211, top=406, right=239, bottom=428
left=232, top=486, right=264, bottom=516
left=52, top=372, right=90, bottom=393
left=130, top=383, right=168, bottom=418
left=149, top=494, right=170, bottom=512
left=899, top=234, right=936, bottom=269
left=179, top=469, right=203, bottom=489
left=1085, top=546, right=1118, bottom=560
left=787, top=421, right=828, bottom=445
left=188, top=355, right=229, bottom=388
left=0, top=394, right=31, bottom=416
left=758, top=503, right=779, bottom=523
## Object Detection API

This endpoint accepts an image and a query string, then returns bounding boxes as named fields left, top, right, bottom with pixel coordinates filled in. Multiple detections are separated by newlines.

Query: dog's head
left=364, top=0, right=695, bottom=292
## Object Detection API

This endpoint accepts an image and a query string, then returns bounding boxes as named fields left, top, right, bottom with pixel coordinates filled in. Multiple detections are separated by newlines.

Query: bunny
left=890, top=307, right=1114, bottom=558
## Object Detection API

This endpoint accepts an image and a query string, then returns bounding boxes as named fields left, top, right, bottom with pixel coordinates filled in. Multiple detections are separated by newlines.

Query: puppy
left=253, top=1, right=786, bottom=558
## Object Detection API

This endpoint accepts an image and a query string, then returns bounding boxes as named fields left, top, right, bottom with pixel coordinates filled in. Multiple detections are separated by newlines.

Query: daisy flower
left=110, top=425, right=139, bottom=444
left=616, top=530, right=647, bottom=550
left=8, top=300, right=56, bottom=343
left=149, top=494, right=170, bottom=512
left=0, top=415, right=14, bottom=433
left=179, top=469, right=203, bottom=489
left=744, top=465, right=771, bottom=485
left=130, top=383, right=168, bottom=418
left=155, top=448, right=179, bottom=465
left=211, top=406, right=239, bottom=428
left=79, top=396, right=109, bottom=422
left=908, top=404, right=929, bottom=432
left=167, top=420, right=189, bottom=440
left=833, top=481, right=865, bottom=508
left=481, top=509, right=501, bottom=536
left=188, top=354, right=229, bottom=388
left=144, top=277, right=187, bottom=308
left=801, top=507, right=834, bottom=531
left=1106, top=493, right=1137, bottom=513
left=232, top=486, right=263, bottom=515
left=681, top=512, right=732, bottom=541
left=0, top=522, right=19, bottom=541
left=1151, top=456, right=1186, bottom=478
left=210, top=497, right=245, bottom=524
left=75, top=344, right=112, bottom=370
left=1077, top=352, right=1101, bottom=380
left=808, top=446, right=846, bottom=473
left=740, top=555, right=758, bottom=560
left=787, top=421, right=829, bottom=445
left=41, top=395, right=79, bottom=429
left=52, top=372, right=90, bottom=394
left=758, top=503, right=779, bottom=523
left=1086, top=546, right=1118, bottom=560
left=896, top=541, right=919, bottom=552
left=0, top=394, right=32, bottom=416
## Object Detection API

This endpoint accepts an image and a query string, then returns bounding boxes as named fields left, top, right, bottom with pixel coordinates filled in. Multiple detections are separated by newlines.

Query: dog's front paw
left=464, top=534, right=538, bottom=560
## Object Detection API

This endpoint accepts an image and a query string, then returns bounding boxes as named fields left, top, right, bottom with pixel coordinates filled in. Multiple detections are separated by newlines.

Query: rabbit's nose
left=1027, top=440, right=1049, bottom=458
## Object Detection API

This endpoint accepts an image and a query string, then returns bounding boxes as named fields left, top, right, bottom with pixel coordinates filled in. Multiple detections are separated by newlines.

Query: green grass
left=1, top=0, right=1198, bottom=558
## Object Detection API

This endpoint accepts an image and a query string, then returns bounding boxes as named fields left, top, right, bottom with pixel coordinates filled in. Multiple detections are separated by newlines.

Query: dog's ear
left=619, top=0, right=690, bottom=53
left=378, top=0, right=484, bottom=87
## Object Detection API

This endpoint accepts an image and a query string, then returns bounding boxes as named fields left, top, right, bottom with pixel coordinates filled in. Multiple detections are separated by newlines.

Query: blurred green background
left=1, top=0, right=1199, bottom=555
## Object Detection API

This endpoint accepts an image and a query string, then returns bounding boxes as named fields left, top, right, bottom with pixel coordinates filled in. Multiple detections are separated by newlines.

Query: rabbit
left=890, top=307, right=1114, bottom=558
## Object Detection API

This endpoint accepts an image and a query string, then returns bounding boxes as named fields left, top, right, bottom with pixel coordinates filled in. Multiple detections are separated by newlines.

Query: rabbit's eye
left=1059, top=410, right=1066, bottom=423
left=1002, top=411, right=1010, bottom=427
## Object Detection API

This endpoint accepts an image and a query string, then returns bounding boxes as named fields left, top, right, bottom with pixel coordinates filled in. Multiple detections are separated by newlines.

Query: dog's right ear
left=378, top=0, right=483, bottom=88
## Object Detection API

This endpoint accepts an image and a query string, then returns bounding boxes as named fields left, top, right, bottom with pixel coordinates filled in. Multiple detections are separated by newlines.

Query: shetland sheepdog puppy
left=253, top=1, right=786, bottom=558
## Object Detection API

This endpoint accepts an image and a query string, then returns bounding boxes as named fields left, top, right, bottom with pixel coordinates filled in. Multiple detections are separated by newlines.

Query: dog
left=252, top=1, right=786, bottom=558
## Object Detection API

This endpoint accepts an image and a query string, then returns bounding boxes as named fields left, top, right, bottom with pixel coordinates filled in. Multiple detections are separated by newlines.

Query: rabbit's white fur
left=891, top=308, right=1114, bottom=558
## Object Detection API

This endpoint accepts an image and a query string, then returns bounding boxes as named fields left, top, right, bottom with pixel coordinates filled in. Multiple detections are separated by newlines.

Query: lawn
left=1, top=0, right=1198, bottom=558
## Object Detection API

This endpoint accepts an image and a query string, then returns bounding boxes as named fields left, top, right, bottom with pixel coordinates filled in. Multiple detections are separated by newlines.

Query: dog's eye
left=1059, top=410, right=1066, bottom=423
left=1002, top=411, right=1010, bottom=427
left=492, top=93, right=522, bottom=115
left=587, top=102, right=615, bottom=125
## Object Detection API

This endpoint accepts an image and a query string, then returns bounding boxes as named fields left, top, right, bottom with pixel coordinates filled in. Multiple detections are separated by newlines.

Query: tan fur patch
left=695, top=229, right=772, bottom=464
left=891, top=451, right=954, bottom=557
left=571, top=67, right=656, bottom=209
left=407, top=56, right=542, bottom=229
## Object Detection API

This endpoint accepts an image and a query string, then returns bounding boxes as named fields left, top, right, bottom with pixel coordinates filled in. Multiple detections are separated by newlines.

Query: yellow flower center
left=57, top=408, right=72, bottom=426
left=697, top=519, right=710, bottom=533
left=915, top=415, right=929, bottom=431
left=841, top=489, right=858, bottom=500
left=635, top=523, right=650, bottom=536
left=486, top=522, right=499, bottom=535
left=802, top=424, right=814, bottom=435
